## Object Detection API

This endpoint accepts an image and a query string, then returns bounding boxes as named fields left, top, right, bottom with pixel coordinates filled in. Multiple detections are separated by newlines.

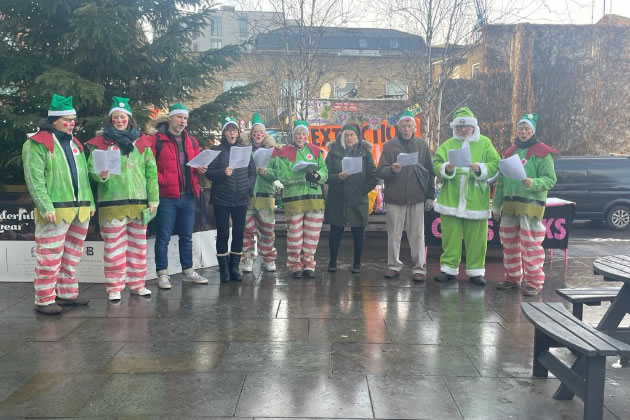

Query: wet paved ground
left=0, top=233, right=629, bottom=419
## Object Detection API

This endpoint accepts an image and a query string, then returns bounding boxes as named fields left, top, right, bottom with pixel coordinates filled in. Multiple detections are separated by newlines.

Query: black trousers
left=213, top=205, right=247, bottom=254
left=329, top=225, right=365, bottom=266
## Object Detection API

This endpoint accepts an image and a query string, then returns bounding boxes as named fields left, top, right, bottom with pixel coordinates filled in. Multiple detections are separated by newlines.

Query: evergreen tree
left=0, top=0, right=252, bottom=184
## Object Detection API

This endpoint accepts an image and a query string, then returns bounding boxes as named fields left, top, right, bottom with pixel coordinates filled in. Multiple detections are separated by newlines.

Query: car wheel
left=606, top=205, right=630, bottom=230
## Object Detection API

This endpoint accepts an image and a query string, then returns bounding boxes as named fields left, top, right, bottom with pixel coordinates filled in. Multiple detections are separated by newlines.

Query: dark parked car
left=550, top=156, right=630, bottom=230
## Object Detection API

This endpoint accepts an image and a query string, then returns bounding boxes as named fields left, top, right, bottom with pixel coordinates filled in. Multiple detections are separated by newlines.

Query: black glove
left=305, top=171, right=320, bottom=183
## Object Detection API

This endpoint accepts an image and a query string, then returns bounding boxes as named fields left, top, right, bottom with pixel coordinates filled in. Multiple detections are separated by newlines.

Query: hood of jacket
left=144, top=115, right=170, bottom=136
left=243, top=134, right=276, bottom=149
left=328, top=139, right=373, bottom=157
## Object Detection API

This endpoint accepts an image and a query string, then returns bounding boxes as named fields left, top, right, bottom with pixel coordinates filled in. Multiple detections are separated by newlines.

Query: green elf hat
left=251, top=113, right=265, bottom=131
left=109, top=96, right=132, bottom=116
left=292, top=120, right=309, bottom=136
left=449, top=106, right=478, bottom=129
left=168, top=103, right=189, bottom=117
left=518, top=113, right=537, bottom=133
left=221, top=116, right=239, bottom=132
left=397, top=110, right=415, bottom=126
left=48, top=94, right=76, bottom=117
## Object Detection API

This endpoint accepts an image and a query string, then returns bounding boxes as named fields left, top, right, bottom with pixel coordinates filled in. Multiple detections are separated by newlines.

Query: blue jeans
left=154, top=194, right=196, bottom=273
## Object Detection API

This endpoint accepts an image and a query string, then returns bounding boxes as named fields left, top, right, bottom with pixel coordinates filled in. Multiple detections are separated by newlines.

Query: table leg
left=597, top=284, right=630, bottom=331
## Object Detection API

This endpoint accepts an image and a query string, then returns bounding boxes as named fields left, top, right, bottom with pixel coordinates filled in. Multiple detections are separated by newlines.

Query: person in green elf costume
left=270, top=120, right=328, bottom=278
left=432, top=106, right=500, bottom=285
left=86, top=97, right=159, bottom=302
left=241, top=113, right=280, bottom=273
left=22, top=94, right=95, bottom=315
left=493, top=113, right=558, bottom=296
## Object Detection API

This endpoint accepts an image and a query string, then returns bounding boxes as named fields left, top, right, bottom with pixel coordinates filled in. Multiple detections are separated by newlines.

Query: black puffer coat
left=205, top=139, right=256, bottom=207
left=324, top=139, right=378, bottom=227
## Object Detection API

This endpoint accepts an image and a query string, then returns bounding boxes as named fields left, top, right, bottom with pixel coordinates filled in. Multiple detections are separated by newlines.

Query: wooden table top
left=594, top=255, right=630, bottom=283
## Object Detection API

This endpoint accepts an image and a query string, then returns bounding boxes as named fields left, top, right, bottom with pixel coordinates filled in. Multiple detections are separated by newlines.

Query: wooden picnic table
left=593, top=255, right=630, bottom=344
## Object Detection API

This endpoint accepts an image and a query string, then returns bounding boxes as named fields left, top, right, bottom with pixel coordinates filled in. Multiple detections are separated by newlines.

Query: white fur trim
left=450, top=117, right=478, bottom=129
left=440, top=162, right=457, bottom=179
left=441, top=265, right=459, bottom=275
left=518, top=119, right=535, bottom=133
left=398, top=116, right=416, bottom=126
left=222, top=121, right=238, bottom=132
left=252, top=122, right=265, bottom=131
left=169, top=109, right=189, bottom=117
left=434, top=202, right=491, bottom=219
left=466, top=268, right=485, bottom=276
left=109, top=107, right=132, bottom=116
left=292, top=125, right=308, bottom=136
left=48, top=109, right=76, bottom=117
left=472, top=162, right=488, bottom=181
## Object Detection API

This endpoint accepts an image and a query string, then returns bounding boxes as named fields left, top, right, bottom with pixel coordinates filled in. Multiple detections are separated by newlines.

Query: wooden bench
left=521, top=302, right=630, bottom=420
left=555, top=287, right=621, bottom=320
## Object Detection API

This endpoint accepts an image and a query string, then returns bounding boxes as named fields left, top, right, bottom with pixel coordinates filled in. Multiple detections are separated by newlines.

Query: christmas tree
left=0, top=0, right=252, bottom=184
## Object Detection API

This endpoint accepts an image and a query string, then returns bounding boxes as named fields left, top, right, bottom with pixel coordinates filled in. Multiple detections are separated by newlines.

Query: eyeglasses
left=225, top=127, right=238, bottom=132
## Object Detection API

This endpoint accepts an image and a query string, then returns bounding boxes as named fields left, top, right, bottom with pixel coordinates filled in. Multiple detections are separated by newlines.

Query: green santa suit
left=432, top=107, right=500, bottom=278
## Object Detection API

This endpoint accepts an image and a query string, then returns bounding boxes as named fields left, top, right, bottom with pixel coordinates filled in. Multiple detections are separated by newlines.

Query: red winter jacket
left=149, top=126, right=201, bottom=198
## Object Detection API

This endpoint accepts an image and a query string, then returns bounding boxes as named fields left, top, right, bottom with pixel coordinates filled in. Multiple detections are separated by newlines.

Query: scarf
left=515, top=135, right=539, bottom=149
left=103, top=125, right=140, bottom=155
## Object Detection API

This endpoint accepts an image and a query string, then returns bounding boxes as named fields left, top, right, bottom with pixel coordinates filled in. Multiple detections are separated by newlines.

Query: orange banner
left=308, top=117, right=421, bottom=163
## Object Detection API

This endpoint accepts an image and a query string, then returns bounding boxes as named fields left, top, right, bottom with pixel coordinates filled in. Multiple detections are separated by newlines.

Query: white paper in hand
left=253, top=147, right=274, bottom=169
left=92, top=150, right=108, bottom=173
left=396, top=152, right=418, bottom=166
left=447, top=145, right=471, bottom=167
left=92, top=149, right=121, bottom=175
left=292, top=161, right=319, bottom=172
left=228, top=146, right=252, bottom=169
left=498, top=154, right=527, bottom=180
left=187, top=150, right=220, bottom=168
left=341, top=157, right=362, bottom=175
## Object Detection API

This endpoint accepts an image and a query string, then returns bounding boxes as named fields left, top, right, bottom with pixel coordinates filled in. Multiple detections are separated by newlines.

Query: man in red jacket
left=150, top=103, right=208, bottom=289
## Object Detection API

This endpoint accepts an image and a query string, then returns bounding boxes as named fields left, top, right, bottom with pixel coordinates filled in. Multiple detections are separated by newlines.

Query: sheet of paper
left=292, top=160, right=320, bottom=172
left=92, top=150, right=108, bottom=173
left=341, top=157, right=362, bottom=175
left=92, top=149, right=121, bottom=175
left=106, top=150, right=121, bottom=175
left=396, top=152, right=418, bottom=166
left=253, top=147, right=274, bottom=169
left=228, top=146, right=252, bottom=169
left=186, top=149, right=220, bottom=168
left=447, top=145, right=471, bottom=167
left=498, top=154, right=527, bottom=180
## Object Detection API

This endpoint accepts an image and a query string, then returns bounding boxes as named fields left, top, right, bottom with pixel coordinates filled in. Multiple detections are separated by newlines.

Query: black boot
left=328, top=225, right=343, bottom=272
left=351, top=227, right=364, bottom=274
left=217, top=255, right=230, bottom=283
left=229, top=253, right=242, bottom=282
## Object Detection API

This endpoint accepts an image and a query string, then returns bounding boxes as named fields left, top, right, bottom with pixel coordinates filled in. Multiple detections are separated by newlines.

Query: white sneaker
left=241, top=259, right=254, bottom=272
left=265, top=261, right=276, bottom=272
left=108, top=292, right=121, bottom=301
left=183, top=270, right=208, bottom=284
left=157, top=274, right=172, bottom=289
left=131, top=287, right=151, bottom=296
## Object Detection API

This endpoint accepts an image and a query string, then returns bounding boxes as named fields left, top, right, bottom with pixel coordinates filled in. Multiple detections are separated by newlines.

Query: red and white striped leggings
left=34, top=217, right=89, bottom=305
left=285, top=211, right=324, bottom=271
left=100, top=217, right=147, bottom=294
left=242, top=208, right=277, bottom=264
left=499, top=214, right=547, bottom=290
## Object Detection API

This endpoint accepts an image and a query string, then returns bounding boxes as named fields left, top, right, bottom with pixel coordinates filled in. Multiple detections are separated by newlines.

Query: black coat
left=324, top=140, right=378, bottom=227
left=205, top=141, right=256, bottom=207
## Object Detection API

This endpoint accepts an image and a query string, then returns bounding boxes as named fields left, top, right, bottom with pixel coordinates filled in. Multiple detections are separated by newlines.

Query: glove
left=305, top=171, right=320, bottom=183
left=424, top=199, right=434, bottom=211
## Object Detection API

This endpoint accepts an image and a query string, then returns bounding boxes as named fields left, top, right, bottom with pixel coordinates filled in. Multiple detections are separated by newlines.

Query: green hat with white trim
left=292, top=120, right=309, bottom=136
left=397, top=110, right=415, bottom=125
left=518, top=113, right=537, bottom=133
left=221, top=116, right=239, bottom=132
left=109, top=96, right=132, bottom=116
left=450, top=106, right=478, bottom=129
left=168, top=103, right=189, bottom=117
left=251, top=113, right=265, bottom=130
left=48, top=94, right=76, bottom=117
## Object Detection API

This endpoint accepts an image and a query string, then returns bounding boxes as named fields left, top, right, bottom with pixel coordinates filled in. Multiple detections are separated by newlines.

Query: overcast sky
left=228, top=0, right=630, bottom=26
